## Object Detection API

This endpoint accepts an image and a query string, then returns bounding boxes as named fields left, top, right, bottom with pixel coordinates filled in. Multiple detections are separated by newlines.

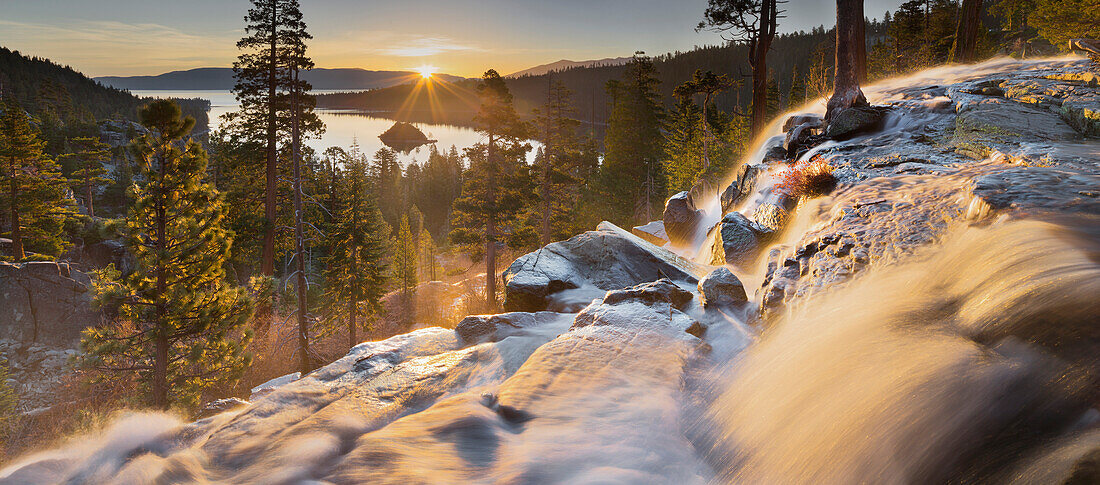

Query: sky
left=0, top=0, right=906, bottom=78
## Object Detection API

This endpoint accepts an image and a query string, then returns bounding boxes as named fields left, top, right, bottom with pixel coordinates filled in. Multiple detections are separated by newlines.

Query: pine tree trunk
left=750, top=63, right=769, bottom=136
left=261, top=0, right=278, bottom=278
left=540, top=80, right=551, bottom=246
left=826, top=0, right=870, bottom=120
left=153, top=150, right=168, bottom=408
left=9, top=156, right=23, bottom=261
left=348, top=301, right=356, bottom=349
left=485, top=133, right=497, bottom=310
left=748, top=0, right=777, bottom=137
left=952, top=0, right=983, bottom=63
left=292, top=66, right=310, bottom=376
left=85, top=176, right=95, bottom=218
left=702, top=92, right=711, bottom=172
left=854, top=1, right=868, bottom=83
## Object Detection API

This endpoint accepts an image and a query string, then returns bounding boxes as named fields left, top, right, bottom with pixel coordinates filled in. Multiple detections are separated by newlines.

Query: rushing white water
left=3, top=56, right=1096, bottom=484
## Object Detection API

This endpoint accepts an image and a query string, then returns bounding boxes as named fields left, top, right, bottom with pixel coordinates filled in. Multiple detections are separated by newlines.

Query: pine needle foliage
left=80, top=100, right=253, bottom=410
left=0, top=95, right=75, bottom=260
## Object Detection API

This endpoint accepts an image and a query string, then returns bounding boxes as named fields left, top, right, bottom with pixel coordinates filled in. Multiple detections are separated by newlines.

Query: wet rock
left=698, top=267, right=747, bottom=308
left=955, top=97, right=1082, bottom=144
left=970, top=166, right=1100, bottom=216
left=784, top=122, right=820, bottom=157
left=762, top=144, right=788, bottom=164
left=783, top=114, right=823, bottom=132
left=502, top=222, right=708, bottom=312
left=573, top=279, right=699, bottom=336
left=631, top=221, right=668, bottom=246
left=752, top=203, right=790, bottom=232
left=825, top=106, right=888, bottom=140
left=455, top=311, right=563, bottom=344
left=705, top=212, right=771, bottom=266
left=250, top=372, right=300, bottom=400
left=196, top=398, right=249, bottom=419
left=600, top=278, right=693, bottom=310
left=1059, top=92, right=1100, bottom=137
left=720, top=164, right=763, bottom=213
left=662, top=191, right=705, bottom=246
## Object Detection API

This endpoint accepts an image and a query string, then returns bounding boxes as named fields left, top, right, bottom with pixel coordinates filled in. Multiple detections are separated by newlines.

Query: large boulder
left=455, top=311, right=567, bottom=344
left=697, top=267, right=747, bottom=308
left=502, top=222, right=708, bottom=312
left=704, top=212, right=772, bottom=266
left=752, top=202, right=791, bottom=233
left=662, top=191, right=704, bottom=246
left=0, top=261, right=100, bottom=348
left=825, top=105, right=888, bottom=140
left=631, top=220, right=669, bottom=246
left=720, top=163, right=763, bottom=213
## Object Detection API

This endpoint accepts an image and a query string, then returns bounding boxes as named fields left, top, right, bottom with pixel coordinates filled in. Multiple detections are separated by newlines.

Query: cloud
left=0, top=19, right=237, bottom=76
left=377, top=36, right=481, bottom=57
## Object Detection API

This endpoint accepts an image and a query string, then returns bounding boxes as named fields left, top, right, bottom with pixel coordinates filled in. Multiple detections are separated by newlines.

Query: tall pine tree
left=601, top=53, right=665, bottom=225
left=228, top=0, right=322, bottom=278
left=321, top=155, right=389, bottom=349
left=532, top=79, right=598, bottom=244
left=81, top=100, right=253, bottom=409
left=60, top=137, right=110, bottom=218
left=449, top=70, right=532, bottom=310
left=1, top=96, right=74, bottom=260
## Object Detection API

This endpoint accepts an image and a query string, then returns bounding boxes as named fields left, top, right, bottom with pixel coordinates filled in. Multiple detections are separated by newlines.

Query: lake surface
left=132, top=90, right=495, bottom=166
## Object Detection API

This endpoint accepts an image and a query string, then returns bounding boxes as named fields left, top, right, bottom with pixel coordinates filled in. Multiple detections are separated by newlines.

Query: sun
left=416, top=65, right=436, bottom=80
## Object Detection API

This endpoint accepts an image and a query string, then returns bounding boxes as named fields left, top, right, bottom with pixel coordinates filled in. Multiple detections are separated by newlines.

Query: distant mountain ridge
left=505, top=57, right=632, bottom=78
left=95, top=67, right=466, bottom=91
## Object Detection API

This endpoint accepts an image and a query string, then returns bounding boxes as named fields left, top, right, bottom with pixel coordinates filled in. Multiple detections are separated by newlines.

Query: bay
left=131, top=89, right=504, bottom=166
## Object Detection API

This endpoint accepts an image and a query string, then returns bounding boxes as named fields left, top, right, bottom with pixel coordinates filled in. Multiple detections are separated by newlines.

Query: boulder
left=782, top=113, right=823, bottom=132
left=631, top=220, right=668, bottom=246
left=752, top=202, right=790, bottom=233
left=825, top=105, right=888, bottom=140
left=600, top=279, right=693, bottom=310
left=784, top=122, right=820, bottom=157
left=502, top=222, right=708, bottom=312
left=455, top=311, right=564, bottom=344
left=0, top=261, right=100, bottom=348
left=705, top=212, right=771, bottom=266
left=662, top=191, right=704, bottom=246
left=697, top=267, right=747, bottom=308
left=720, top=164, right=763, bottom=213
left=572, top=279, right=700, bottom=336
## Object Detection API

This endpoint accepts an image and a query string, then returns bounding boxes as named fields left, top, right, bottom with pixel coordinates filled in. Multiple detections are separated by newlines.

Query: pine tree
left=1029, top=0, right=1100, bottom=49
left=700, top=0, right=781, bottom=137
left=449, top=70, right=532, bottom=310
left=394, top=214, right=418, bottom=296
left=227, top=0, right=323, bottom=278
left=0, top=95, right=74, bottom=260
left=601, top=53, right=665, bottom=225
left=532, top=79, right=598, bottom=244
left=60, top=137, right=110, bottom=218
left=80, top=100, right=253, bottom=409
left=663, top=95, right=705, bottom=193
left=321, top=156, right=389, bottom=349
left=788, top=65, right=807, bottom=109
left=828, top=0, right=871, bottom=121
left=673, top=69, right=737, bottom=176
left=419, top=228, right=440, bottom=282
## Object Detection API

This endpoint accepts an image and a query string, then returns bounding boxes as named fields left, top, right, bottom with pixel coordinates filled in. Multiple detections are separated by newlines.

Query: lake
left=132, top=90, right=499, bottom=166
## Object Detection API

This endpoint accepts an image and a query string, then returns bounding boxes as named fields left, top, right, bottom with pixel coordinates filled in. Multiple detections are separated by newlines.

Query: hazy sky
left=0, top=0, right=906, bottom=78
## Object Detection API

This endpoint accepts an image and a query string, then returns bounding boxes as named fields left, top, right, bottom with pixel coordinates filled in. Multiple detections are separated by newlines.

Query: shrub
left=778, top=159, right=837, bottom=198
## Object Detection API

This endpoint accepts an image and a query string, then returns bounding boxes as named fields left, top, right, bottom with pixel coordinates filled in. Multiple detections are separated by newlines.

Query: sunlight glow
left=416, top=65, right=437, bottom=79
